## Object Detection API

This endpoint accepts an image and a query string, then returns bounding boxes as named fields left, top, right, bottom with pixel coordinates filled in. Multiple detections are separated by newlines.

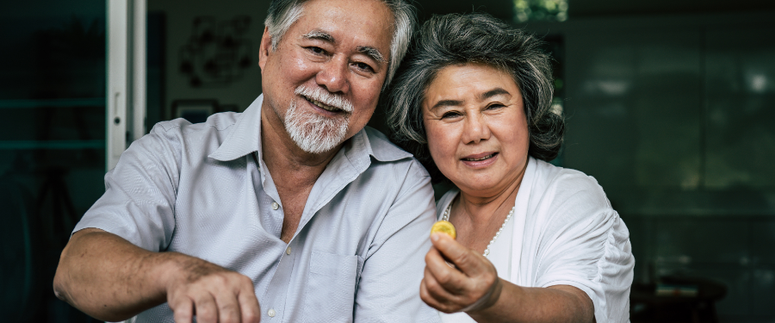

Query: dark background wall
left=521, top=13, right=775, bottom=322
left=1, top=0, right=773, bottom=322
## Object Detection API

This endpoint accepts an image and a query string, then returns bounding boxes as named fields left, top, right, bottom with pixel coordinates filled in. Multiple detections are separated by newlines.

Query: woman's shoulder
left=530, top=158, right=609, bottom=206
left=526, top=159, right=616, bottom=229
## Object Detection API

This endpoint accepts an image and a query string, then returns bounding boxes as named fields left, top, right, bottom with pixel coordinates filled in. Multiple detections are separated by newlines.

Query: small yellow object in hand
left=430, top=220, right=456, bottom=239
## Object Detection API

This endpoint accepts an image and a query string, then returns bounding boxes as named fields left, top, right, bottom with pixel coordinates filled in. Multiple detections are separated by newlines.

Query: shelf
left=0, top=98, right=105, bottom=109
left=0, top=140, right=104, bottom=150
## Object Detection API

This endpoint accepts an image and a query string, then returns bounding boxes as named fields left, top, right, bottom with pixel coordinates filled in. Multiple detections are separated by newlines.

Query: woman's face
left=422, top=63, right=530, bottom=197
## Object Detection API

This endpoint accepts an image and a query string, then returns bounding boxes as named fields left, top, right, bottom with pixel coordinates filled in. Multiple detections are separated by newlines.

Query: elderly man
left=52, top=0, right=439, bottom=322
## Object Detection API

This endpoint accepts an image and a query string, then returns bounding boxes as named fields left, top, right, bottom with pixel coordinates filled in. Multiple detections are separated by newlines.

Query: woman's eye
left=486, top=103, right=505, bottom=110
left=441, top=111, right=462, bottom=119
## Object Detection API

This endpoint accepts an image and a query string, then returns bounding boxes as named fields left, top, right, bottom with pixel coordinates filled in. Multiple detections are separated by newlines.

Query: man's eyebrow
left=302, top=30, right=334, bottom=42
left=302, top=30, right=385, bottom=64
left=357, top=46, right=386, bottom=63
left=479, top=88, right=510, bottom=100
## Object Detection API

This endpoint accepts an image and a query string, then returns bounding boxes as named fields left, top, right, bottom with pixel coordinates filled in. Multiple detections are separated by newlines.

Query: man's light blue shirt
left=74, top=95, right=440, bottom=322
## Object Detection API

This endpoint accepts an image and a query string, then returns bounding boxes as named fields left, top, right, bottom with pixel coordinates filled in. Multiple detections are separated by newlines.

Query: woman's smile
left=461, top=152, right=499, bottom=168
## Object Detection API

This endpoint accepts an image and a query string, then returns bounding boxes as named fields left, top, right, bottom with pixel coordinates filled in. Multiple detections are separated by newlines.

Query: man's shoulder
left=142, top=112, right=242, bottom=150
left=362, top=126, right=414, bottom=163
left=362, top=126, right=430, bottom=180
left=343, top=127, right=431, bottom=190
left=151, top=112, right=240, bottom=137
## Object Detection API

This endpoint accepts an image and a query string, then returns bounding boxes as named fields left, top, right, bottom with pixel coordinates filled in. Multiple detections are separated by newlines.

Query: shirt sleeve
left=73, top=120, right=184, bottom=252
left=531, top=173, right=635, bottom=323
left=353, top=159, right=441, bottom=323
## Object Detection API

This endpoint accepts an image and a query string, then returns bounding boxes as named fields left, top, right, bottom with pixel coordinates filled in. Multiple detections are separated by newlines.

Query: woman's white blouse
left=436, top=157, right=635, bottom=322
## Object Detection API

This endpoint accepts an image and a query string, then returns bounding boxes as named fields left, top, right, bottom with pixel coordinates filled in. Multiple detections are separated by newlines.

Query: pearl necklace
left=441, top=201, right=515, bottom=257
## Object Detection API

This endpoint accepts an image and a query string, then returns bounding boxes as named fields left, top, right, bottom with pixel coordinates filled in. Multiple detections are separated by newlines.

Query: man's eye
left=307, top=46, right=325, bottom=54
left=354, top=62, right=374, bottom=73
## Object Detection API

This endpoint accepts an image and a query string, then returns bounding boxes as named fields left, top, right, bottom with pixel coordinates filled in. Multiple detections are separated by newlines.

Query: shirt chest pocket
left=303, top=251, right=363, bottom=323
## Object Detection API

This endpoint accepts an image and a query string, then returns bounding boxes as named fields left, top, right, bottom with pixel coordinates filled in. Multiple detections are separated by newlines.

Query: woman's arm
left=420, top=233, right=594, bottom=323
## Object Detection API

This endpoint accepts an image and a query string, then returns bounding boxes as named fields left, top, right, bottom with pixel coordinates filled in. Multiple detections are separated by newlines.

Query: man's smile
left=305, top=96, right=345, bottom=113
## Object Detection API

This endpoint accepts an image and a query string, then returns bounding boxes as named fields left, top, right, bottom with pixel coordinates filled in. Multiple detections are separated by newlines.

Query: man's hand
left=53, top=228, right=261, bottom=323
left=166, top=258, right=261, bottom=323
left=419, top=233, right=502, bottom=314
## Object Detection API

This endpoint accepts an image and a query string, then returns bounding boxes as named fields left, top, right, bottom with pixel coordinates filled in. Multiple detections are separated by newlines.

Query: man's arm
left=353, top=160, right=440, bottom=322
left=53, top=228, right=261, bottom=323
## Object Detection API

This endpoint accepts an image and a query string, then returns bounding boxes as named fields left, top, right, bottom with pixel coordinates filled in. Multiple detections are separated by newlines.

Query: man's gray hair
left=264, top=0, right=416, bottom=90
left=386, top=12, right=563, bottom=182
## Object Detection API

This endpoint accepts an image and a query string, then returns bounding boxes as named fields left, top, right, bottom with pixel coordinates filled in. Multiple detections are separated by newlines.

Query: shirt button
left=286, top=246, right=292, bottom=255
left=268, top=308, right=276, bottom=317
left=271, top=202, right=279, bottom=210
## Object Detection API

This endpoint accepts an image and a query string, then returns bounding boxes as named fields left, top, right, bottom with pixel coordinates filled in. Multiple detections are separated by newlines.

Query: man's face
left=259, top=0, right=394, bottom=154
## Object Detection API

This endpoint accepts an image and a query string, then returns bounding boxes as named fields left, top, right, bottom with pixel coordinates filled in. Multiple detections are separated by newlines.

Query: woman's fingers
left=423, top=240, right=485, bottom=313
left=431, top=233, right=490, bottom=277
left=425, top=233, right=503, bottom=313
left=421, top=263, right=467, bottom=313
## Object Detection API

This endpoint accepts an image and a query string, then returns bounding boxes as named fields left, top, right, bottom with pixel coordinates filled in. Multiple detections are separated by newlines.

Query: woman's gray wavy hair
left=387, top=12, right=563, bottom=182
left=264, top=0, right=415, bottom=90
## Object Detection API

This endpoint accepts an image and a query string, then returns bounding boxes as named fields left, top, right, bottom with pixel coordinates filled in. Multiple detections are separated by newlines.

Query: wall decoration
left=179, top=16, right=253, bottom=87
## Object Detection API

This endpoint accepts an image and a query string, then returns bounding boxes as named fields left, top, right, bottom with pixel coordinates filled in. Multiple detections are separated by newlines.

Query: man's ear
left=258, top=26, right=272, bottom=71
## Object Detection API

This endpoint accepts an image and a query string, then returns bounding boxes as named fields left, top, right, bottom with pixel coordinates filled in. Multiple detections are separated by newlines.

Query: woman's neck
left=449, top=161, right=527, bottom=253
left=456, top=178, right=520, bottom=224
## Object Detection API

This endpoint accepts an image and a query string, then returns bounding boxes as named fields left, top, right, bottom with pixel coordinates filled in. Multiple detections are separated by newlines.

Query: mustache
left=294, top=85, right=354, bottom=113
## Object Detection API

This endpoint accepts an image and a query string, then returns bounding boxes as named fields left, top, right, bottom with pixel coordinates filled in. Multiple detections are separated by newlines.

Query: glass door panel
left=0, top=1, right=106, bottom=321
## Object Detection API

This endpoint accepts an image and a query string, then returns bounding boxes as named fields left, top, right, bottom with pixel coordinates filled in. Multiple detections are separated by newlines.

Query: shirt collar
left=209, top=94, right=413, bottom=165
left=209, top=94, right=265, bottom=162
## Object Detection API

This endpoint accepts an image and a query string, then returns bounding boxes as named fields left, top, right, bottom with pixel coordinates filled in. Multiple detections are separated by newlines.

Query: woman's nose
left=461, top=114, right=491, bottom=144
left=316, top=57, right=349, bottom=94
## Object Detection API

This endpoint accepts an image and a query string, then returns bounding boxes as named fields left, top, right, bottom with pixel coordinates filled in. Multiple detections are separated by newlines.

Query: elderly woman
left=387, top=13, right=635, bottom=322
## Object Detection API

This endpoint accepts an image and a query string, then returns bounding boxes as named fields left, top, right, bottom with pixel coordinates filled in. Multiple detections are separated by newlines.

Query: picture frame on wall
left=172, top=99, right=219, bottom=123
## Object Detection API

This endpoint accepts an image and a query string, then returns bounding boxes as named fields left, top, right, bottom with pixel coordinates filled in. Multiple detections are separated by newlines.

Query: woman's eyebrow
left=479, top=88, right=510, bottom=100
left=429, top=99, right=463, bottom=111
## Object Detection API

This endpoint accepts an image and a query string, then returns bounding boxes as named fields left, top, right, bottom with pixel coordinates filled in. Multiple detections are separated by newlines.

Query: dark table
left=631, top=275, right=727, bottom=323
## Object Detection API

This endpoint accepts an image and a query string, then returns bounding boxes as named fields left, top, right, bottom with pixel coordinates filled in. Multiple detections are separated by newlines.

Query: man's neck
left=259, top=103, right=344, bottom=242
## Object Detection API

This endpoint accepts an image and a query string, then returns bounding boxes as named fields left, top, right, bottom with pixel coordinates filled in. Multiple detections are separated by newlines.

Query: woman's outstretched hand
left=420, top=233, right=503, bottom=314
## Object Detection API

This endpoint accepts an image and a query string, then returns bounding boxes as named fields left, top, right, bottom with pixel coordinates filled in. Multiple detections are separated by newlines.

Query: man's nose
left=316, top=57, right=349, bottom=94
left=462, top=113, right=491, bottom=144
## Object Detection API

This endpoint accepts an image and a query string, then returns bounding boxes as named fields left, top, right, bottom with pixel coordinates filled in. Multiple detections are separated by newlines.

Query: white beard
left=283, top=86, right=352, bottom=154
